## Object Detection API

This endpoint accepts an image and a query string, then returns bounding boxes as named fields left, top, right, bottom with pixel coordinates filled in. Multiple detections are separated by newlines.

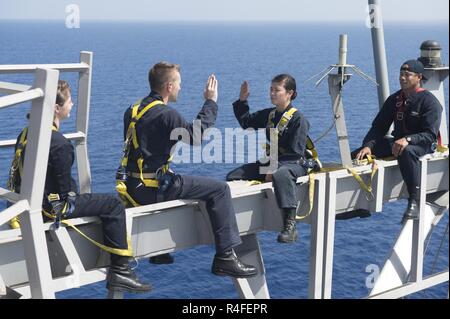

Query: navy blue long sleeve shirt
left=14, top=128, right=77, bottom=199
left=232, top=99, right=310, bottom=162
left=123, top=91, right=218, bottom=173
left=363, top=89, right=442, bottom=149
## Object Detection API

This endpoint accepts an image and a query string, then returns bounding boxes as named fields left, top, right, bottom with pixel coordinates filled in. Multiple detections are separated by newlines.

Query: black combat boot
left=106, top=263, right=152, bottom=293
left=211, top=249, right=258, bottom=278
left=401, top=198, right=419, bottom=224
left=277, top=209, right=298, bottom=243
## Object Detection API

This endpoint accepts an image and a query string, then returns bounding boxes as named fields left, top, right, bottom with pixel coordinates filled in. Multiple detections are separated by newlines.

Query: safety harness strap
left=266, top=107, right=318, bottom=159
left=117, top=99, right=170, bottom=207
left=42, top=210, right=133, bottom=256
left=296, top=173, right=315, bottom=221
left=123, top=99, right=166, bottom=187
left=345, top=155, right=378, bottom=201
left=7, top=125, right=58, bottom=194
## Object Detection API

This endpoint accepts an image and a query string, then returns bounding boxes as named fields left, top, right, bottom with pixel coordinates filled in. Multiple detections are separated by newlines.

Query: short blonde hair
left=148, top=61, right=180, bottom=91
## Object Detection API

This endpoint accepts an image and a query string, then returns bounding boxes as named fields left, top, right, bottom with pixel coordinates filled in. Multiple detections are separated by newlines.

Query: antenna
left=307, top=34, right=378, bottom=87
left=306, top=35, right=378, bottom=166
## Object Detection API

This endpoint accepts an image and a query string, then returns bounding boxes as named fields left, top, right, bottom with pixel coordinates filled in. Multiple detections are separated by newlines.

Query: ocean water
left=0, top=21, right=448, bottom=299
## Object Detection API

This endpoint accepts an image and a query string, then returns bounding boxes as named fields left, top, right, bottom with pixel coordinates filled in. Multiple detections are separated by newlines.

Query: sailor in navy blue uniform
left=353, top=60, right=443, bottom=223
left=227, top=74, right=312, bottom=243
left=122, top=62, right=257, bottom=278
left=10, top=80, right=150, bottom=294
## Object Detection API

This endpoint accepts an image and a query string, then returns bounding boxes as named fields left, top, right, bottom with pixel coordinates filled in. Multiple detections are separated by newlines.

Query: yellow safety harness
left=8, top=126, right=132, bottom=256
left=7, top=126, right=58, bottom=229
left=266, top=107, right=319, bottom=162
left=116, top=99, right=170, bottom=207
left=250, top=108, right=321, bottom=221
left=7, top=127, right=30, bottom=229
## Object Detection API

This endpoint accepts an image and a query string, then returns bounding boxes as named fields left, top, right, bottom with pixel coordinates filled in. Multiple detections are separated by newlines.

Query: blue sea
left=0, top=21, right=448, bottom=299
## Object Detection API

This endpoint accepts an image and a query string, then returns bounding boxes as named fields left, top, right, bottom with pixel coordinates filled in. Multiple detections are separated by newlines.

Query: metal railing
left=0, top=52, right=93, bottom=298
left=0, top=51, right=93, bottom=193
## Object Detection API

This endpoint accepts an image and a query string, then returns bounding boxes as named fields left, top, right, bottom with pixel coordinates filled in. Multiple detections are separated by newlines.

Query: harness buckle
left=47, top=192, right=76, bottom=229
left=298, top=158, right=321, bottom=172
left=116, top=166, right=128, bottom=182
left=156, top=168, right=174, bottom=194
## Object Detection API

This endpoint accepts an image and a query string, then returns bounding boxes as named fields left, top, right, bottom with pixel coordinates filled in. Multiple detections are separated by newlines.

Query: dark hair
left=56, top=80, right=71, bottom=106
left=148, top=61, right=181, bottom=91
left=272, top=74, right=297, bottom=100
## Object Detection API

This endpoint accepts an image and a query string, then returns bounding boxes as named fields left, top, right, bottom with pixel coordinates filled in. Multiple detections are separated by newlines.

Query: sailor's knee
left=272, top=167, right=290, bottom=183
left=399, top=146, right=418, bottom=161
left=108, top=195, right=126, bottom=214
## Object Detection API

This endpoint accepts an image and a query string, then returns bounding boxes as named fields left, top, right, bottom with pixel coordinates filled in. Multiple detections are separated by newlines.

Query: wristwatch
left=406, top=136, right=412, bottom=143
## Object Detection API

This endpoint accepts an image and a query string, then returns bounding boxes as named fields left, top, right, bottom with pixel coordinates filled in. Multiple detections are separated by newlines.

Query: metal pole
left=410, top=159, right=427, bottom=283
left=322, top=174, right=338, bottom=299
left=20, top=68, right=59, bottom=298
left=339, top=34, right=348, bottom=66
left=76, top=51, right=93, bottom=193
left=328, top=34, right=352, bottom=166
left=308, top=175, right=326, bottom=299
left=328, top=74, right=353, bottom=166
left=368, top=0, right=390, bottom=109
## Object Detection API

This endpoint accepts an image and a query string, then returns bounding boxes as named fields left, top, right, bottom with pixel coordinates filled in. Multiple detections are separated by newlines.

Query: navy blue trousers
left=226, top=161, right=307, bottom=209
left=126, top=175, right=242, bottom=254
left=67, top=194, right=129, bottom=265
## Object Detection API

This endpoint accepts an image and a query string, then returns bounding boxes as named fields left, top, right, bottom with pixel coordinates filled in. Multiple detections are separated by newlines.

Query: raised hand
left=204, top=74, right=218, bottom=103
left=239, top=80, right=250, bottom=102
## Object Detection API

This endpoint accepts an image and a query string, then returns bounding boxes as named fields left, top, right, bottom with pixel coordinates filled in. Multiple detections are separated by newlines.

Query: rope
left=313, top=91, right=342, bottom=144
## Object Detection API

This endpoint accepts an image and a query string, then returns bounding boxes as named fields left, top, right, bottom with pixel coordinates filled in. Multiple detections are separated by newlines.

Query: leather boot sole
left=211, top=267, right=258, bottom=278
left=106, top=282, right=152, bottom=294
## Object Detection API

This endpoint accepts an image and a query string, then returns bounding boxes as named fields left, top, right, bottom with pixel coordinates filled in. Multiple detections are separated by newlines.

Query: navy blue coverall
left=352, top=89, right=442, bottom=200
left=14, top=128, right=130, bottom=265
left=226, top=99, right=309, bottom=210
left=123, top=92, right=242, bottom=254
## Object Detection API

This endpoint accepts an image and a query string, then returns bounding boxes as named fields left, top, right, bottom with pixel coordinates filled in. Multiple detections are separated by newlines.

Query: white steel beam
left=18, top=68, right=59, bottom=299
left=0, top=88, right=43, bottom=109
left=0, top=81, right=32, bottom=94
left=0, top=63, right=89, bottom=74
left=75, top=52, right=93, bottom=193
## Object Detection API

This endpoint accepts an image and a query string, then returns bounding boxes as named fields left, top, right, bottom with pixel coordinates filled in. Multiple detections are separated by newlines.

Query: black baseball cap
left=400, top=59, right=425, bottom=75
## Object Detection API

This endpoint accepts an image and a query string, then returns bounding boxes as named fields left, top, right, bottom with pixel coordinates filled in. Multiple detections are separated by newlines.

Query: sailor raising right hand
left=227, top=74, right=316, bottom=244
left=118, top=61, right=257, bottom=278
